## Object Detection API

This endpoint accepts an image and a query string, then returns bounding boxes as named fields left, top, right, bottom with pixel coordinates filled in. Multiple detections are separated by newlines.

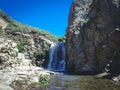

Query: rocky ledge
left=0, top=38, right=54, bottom=90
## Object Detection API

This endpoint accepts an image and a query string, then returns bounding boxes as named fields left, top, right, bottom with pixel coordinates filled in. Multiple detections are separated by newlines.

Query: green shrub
left=37, top=52, right=45, bottom=58
left=17, top=40, right=29, bottom=52
left=58, top=34, right=66, bottom=42
left=39, top=74, right=50, bottom=88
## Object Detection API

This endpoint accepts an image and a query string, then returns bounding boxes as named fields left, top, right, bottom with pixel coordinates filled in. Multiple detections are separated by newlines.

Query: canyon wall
left=66, top=0, right=120, bottom=74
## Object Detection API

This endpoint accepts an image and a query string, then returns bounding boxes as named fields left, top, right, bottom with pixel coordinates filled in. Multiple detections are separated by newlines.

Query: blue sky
left=0, top=0, right=73, bottom=36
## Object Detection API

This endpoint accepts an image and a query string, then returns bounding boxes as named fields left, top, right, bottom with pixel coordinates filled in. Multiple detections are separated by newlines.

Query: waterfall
left=47, top=43, right=66, bottom=72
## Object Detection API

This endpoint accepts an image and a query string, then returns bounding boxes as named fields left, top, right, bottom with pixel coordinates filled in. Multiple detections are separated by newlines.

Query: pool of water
left=34, top=75, right=120, bottom=90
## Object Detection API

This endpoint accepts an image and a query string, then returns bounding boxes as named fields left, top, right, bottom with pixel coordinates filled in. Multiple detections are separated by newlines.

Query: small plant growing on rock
left=39, top=74, right=50, bottom=88
left=58, top=34, right=66, bottom=42
left=17, top=40, right=29, bottom=53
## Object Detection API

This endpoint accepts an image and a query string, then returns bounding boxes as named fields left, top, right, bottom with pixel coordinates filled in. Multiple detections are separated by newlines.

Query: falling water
left=47, top=43, right=66, bottom=72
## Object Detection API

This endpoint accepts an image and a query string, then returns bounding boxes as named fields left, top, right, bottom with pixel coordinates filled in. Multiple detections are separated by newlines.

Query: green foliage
left=84, top=18, right=90, bottom=24
left=58, top=34, right=66, bottom=42
left=37, top=52, right=45, bottom=59
left=39, top=74, right=50, bottom=88
left=7, top=22, right=39, bottom=32
left=17, top=40, right=29, bottom=53
left=7, top=21, right=58, bottom=43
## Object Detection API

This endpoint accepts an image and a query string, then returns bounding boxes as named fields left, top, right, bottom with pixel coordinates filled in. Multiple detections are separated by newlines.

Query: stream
left=34, top=74, right=120, bottom=90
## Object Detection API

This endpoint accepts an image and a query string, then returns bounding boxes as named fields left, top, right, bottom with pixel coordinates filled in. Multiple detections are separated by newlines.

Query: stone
left=112, top=75, right=120, bottom=82
left=66, top=0, right=120, bottom=75
left=11, top=42, right=17, bottom=48
left=96, top=72, right=110, bottom=78
left=17, top=71, right=28, bottom=75
left=9, top=51, right=17, bottom=57
left=0, top=46, right=8, bottom=53
left=20, top=59, right=32, bottom=66
left=17, top=53, right=25, bottom=60
left=0, top=84, right=14, bottom=90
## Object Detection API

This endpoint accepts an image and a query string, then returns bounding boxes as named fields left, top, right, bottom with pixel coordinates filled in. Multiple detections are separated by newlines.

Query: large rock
left=66, top=0, right=120, bottom=74
left=0, top=38, right=53, bottom=90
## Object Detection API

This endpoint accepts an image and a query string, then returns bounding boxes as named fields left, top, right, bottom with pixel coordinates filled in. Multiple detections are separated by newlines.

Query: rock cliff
left=0, top=37, right=53, bottom=90
left=0, top=10, right=58, bottom=67
left=66, top=0, right=120, bottom=75
left=0, top=10, right=57, bottom=90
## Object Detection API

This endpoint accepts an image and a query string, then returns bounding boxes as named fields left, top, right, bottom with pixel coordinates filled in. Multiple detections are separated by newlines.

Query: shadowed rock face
left=66, top=0, right=120, bottom=75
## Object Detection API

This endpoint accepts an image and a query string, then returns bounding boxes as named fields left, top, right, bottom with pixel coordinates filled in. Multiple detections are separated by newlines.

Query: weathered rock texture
left=4, top=29, right=55, bottom=67
left=0, top=10, right=57, bottom=67
left=0, top=17, right=8, bottom=29
left=0, top=38, right=31, bottom=69
left=66, top=0, right=120, bottom=75
left=0, top=37, right=53, bottom=90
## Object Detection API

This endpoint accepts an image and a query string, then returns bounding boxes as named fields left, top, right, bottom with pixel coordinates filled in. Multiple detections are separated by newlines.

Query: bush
left=17, top=40, right=29, bottom=53
left=39, top=74, right=50, bottom=88
left=58, top=34, right=66, bottom=42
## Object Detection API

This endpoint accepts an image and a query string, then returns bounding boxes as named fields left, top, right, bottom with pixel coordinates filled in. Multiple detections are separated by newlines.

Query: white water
left=47, top=43, right=66, bottom=72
